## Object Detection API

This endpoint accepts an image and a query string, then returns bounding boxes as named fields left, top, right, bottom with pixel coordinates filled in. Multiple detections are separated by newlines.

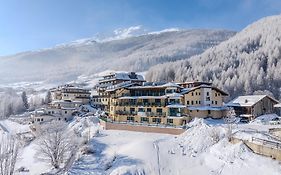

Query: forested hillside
left=146, top=15, right=281, bottom=100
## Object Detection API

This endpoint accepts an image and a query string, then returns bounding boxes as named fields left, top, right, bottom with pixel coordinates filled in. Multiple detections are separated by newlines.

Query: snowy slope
left=146, top=14, right=281, bottom=99
left=0, top=29, right=235, bottom=84
left=69, top=119, right=281, bottom=175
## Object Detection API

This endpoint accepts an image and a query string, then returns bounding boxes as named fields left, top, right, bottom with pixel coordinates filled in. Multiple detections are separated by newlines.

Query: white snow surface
left=1, top=116, right=281, bottom=175
left=69, top=118, right=281, bottom=175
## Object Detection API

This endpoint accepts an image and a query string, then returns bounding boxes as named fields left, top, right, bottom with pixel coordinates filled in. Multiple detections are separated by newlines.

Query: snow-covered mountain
left=0, top=29, right=235, bottom=84
left=146, top=15, right=281, bottom=100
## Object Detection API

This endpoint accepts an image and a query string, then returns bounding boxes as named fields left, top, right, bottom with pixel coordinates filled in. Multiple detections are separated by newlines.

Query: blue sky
left=0, top=0, right=280, bottom=56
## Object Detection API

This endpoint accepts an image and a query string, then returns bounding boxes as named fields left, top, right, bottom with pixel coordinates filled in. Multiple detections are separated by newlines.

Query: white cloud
left=100, top=25, right=145, bottom=42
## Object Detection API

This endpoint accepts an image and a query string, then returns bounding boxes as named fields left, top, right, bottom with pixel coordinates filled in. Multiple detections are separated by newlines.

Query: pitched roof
left=226, top=95, right=279, bottom=107
left=181, top=85, right=228, bottom=96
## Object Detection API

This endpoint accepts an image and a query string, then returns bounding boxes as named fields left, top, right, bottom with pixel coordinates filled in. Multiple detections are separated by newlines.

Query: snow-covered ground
left=69, top=118, right=281, bottom=175
left=1, top=116, right=281, bottom=175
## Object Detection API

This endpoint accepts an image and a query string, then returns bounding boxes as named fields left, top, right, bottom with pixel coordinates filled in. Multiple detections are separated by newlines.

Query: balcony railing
left=115, top=111, right=166, bottom=117
left=113, top=102, right=166, bottom=107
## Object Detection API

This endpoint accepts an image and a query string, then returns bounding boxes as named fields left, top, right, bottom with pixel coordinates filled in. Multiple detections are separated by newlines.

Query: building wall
left=184, top=89, right=202, bottom=106
left=253, top=97, right=277, bottom=117
left=100, top=120, right=185, bottom=135
left=211, top=89, right=223, bottom=106
left=188, top=109, right=226, bottom=119
left=112, top=115, right=189, bottom=126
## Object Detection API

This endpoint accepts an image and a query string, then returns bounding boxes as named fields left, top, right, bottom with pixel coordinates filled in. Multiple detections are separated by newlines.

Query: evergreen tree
left=45, top=91, right=52, bottom=104
left=21, top=91, right=29, bottom=110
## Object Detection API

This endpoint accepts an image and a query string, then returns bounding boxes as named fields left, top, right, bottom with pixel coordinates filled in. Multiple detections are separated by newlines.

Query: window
left=167, top=119, right=173, bottom=124
left=147, top=108, right=152, bottom=112
left=208, top=110, right=211, bottom=115
left=65, top=111, right=67, bottom=114
left=190, top=110, right=192, bottom=112
left=199, top=101, right=201, bottom=104
left=196, top=101, right=198, bottom=104
left=58, top=118, right=61, bottom=120
left=152, top=118, right=161, bottom=123
left=138, top=108, right=144, bottom=112
left=156, top=108, right=162, bottom=114
left=187, top=101, right=190, bottom=105
left=127, top=116, right=134, bottom=121
left=191, top=92, right=194, bottom=96
left=215, top=93, right=217, bottom=97
left=65, top=118, right=67, bottom=121
left=130, top=108, right=135, bottom=112
left=207, top=92, right=209, bottom=96
left=212, top=101, right=214, bottom=104
left=155, top=99, right=161, bottom=104
left=195, top=92, right=197, bottom=95
left=191, top=101, right=194, bottom=105
left=141, top=117, right=148, bottom=122
left=37, top=118, right=40, bottom=122
left=215, top=101, right=218, bottom=105
left=199, top=92, right=201, bottom=95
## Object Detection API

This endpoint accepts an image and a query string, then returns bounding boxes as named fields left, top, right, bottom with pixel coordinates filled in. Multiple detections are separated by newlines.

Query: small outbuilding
left=226, top=95, right=279, bottom=121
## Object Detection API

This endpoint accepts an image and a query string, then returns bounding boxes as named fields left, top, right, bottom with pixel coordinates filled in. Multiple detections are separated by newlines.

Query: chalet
left=182, top=84, right=228, bottom=119
left=226, top=95, right=279, bottom=121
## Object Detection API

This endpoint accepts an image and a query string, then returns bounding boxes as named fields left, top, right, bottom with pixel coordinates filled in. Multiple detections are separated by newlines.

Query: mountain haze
left=0, top=29, right=235, bottom=84
left=146, top=15, right=281, bottom=100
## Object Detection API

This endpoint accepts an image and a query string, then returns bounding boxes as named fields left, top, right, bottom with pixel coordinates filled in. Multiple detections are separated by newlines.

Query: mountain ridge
left=0, top=29, right=235, bottom=84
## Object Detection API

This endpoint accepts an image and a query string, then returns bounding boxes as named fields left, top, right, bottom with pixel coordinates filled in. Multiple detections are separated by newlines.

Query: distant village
left=32, top=72, right=281, bottom=127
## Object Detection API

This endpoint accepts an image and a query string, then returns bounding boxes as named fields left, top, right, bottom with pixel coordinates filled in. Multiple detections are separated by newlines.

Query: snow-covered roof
left=106, top=81, right=136, bottom=92
left=180, top=85, right=228, bottom=96
left=51, top=100, right=82, bottom=104
left=161, top=82, right=181, bottom=88
left=274, top=103, right=281, bottom=108
left=226, top=95, right=278, bottom=107
left=128, top=85, right=166, bottom=89
left=188, top=106, right=227, bottom=111
left=100, top=72, right=145, bottom=82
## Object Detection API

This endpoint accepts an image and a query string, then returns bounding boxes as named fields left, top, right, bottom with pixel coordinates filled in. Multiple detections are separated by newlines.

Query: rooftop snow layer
left=226, top=95, right=267, bottom=107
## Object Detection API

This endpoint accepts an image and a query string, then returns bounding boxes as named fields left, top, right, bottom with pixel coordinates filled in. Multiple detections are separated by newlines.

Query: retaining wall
left=99, top=120, right=185, bottom=135
left=231, top=137, right=281, bottom=161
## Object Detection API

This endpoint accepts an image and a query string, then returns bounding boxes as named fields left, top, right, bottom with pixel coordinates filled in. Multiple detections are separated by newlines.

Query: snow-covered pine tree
left=21, top=91, right=29, bottom=110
